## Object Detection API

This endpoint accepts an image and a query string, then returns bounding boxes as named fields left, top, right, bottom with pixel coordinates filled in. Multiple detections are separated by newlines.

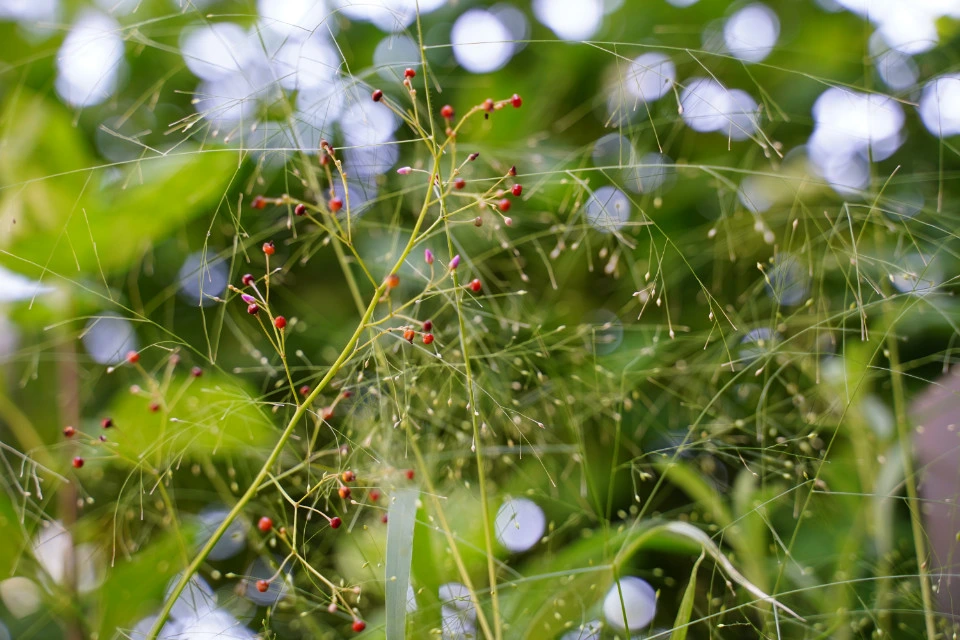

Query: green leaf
left=0, top=91, right=239, bottom=278
left=107, top=372, right=274, bottom=463
left=94, top=531, right=183, bottom=639
left=670, top=552, right=704, bottom=640
left=384, top=488, right=418, bottom=640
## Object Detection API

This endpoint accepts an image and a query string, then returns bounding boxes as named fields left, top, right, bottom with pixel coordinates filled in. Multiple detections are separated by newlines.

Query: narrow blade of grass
left=385, top=488, right=419, bottom=640
left=670, top=551, right=704, bottom=640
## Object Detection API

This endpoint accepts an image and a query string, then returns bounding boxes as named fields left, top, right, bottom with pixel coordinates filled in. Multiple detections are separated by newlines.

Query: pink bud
left=424, top=249, right=434, bottom=265
left=504, top=217, right=513, bottom=227
left=241, top=293, right=256, bottom=304
left=397, top=166, right=412, bottom=175
left=449, top=254, right=461, bottom=270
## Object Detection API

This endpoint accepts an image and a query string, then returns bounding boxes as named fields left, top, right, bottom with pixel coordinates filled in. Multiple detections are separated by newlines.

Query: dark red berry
left=99, top=434, right=107, bottom=442
left=372, top=89, right=383, bottom=102
left=101, top=418, right=113, bottom=429
left=330, top=516, right=342, bottom=529
left=385, top=273, right=400, bottom=289
left=498, top=198, right=511, bottom=212
left=341, top=390, right=353, bottom=399
left=404, top=68, right=416, bottom=78
left=256, top=579, right=269, bottom=593
left=474, top=216, right=483, bottom=227
left=405, top=469, right=415, bottom=480
left=262, top=241, right=275, bottom=256
left=294, top=203, right=307, bottom=216
left=247, top=303, right=259, bottom=315
left=369, top=490, right=381, bottom=502
left=403, top=329, right=415, bottom=343
left=468, top=152, right=479, bottom=162
left=191, top=366, right=203, bottom=378
left=251, top=195, right=267, bottom=210
left=329, top=197, right=343, bottom=213
left=299, top=385, right=311, bottom=396
left=342, top=470, right=356, bottom=482
left=258, top=516, right=273, bottom=533
left=338, top=486, right=351, bottom=499
left=352, top=620, right=366, bottom=632
left=511, top=184, right=523, bottom=196
left=242, top=273, right=255, bottom=286
left=422, top=320, right=432, bottom=331
left=149, top=402, right=160, bottom=413
left=63, top=426, right=76, bottom=438
left=441, top=104, right=454, bottom=119
left=126, top=350, right=140, bottom=364
left=453, top=178, right=466, bottom=190
left=381, top=514, right=388, bottom=523
left=469, top=279, right=482, bottom=293
left=72, top=457, right=84, bottom=469
left=423, top=333, right=434, bottom=345
left=274, top=316, right=287, bottom=330
left=508, top=165, right=517, bottom=176
left=511, top=94, right=522, bottom=108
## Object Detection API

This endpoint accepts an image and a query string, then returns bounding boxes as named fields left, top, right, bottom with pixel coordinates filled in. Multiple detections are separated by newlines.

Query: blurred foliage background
left=0, top=0, right=959, bottom=638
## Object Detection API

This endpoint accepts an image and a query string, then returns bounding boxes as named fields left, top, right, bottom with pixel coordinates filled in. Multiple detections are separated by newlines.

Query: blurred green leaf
left=384, top=488, right=417, bottom=640
left=107, top=372, right=273, bottom=464
left=0, top=91, right=238, bottom=278
left=671, top=552, right=704, bottom=640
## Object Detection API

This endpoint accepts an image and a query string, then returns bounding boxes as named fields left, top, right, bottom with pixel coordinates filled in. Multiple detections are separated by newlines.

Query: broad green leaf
left=107, top=373, right=273, bottom=464
left=0, top=91, right=239, bottom=278
left=94, top=531, right=184, bottom=639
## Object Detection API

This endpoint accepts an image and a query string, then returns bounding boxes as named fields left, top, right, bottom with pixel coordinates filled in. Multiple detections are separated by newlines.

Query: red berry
left=256, top=579, right=269, bottom=593
left=342, top=470, right=356, bottom=482
left=258, top=516, right=273, bottom=533
left=483, top=98, right=494, bottom=112
left=338, top=486, right=351, bottom=500
left=468, top=152, right=479, bottom=162
left=403, top=329, right=415, bottom=343
left=262, top=241, right=275, bottom=256
left=498, top=198, right=511, bottom=212
left=422, top=320, right=432, bottom=331
left=453, top=178, right=466, bottom=190
left=191, top=366, right=203, bottom=378
left=511, top=93, right=522, bottom=108
left=329, top=197, right=343, bottom=212
left=149, top=402, right=160, bottom=413
left=422, top=333, right=434, bottom=345
left=508, top=165, right=517, bottom=176
left=341, top=390, right=353, bottom=399
left=330, top=516, right=342, bottom=529
left=299, top=385, right=311, bottom=396
left=251, top=195, right=267, bottom=210
left=385, top=273, right=400, bottom=289
left=126, top=350, right=140, bottom=364
left=511, top=184, right=523, bottom=196
left=372, top=89, right=383, bottom=102
left=242, top=273, right=255, bottom=286
left=405, top=469, right=415, bottom=480
left=469, top=279, right=482, bottom=293
left=294, top=203, right=307, bottom=216
left=352, top=620, right=366, bottom=632
left=440, top=104, right=454, bottom=119
left=404, top=68, right=416, bottom=78
left=474, top=216, right=483, bottom=227
left=101, top=417, right=113, bottom=429
left=63, top=425, right=76, bottom=437
left=369, top=490, right=381, bottom=502
left=247, top=303, right=260, bottom=315
left=274, top=316, right=287, bottom=330
left=72, top=457, right=84, bottom=469
left=381, top=514, right=389, bottom=523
